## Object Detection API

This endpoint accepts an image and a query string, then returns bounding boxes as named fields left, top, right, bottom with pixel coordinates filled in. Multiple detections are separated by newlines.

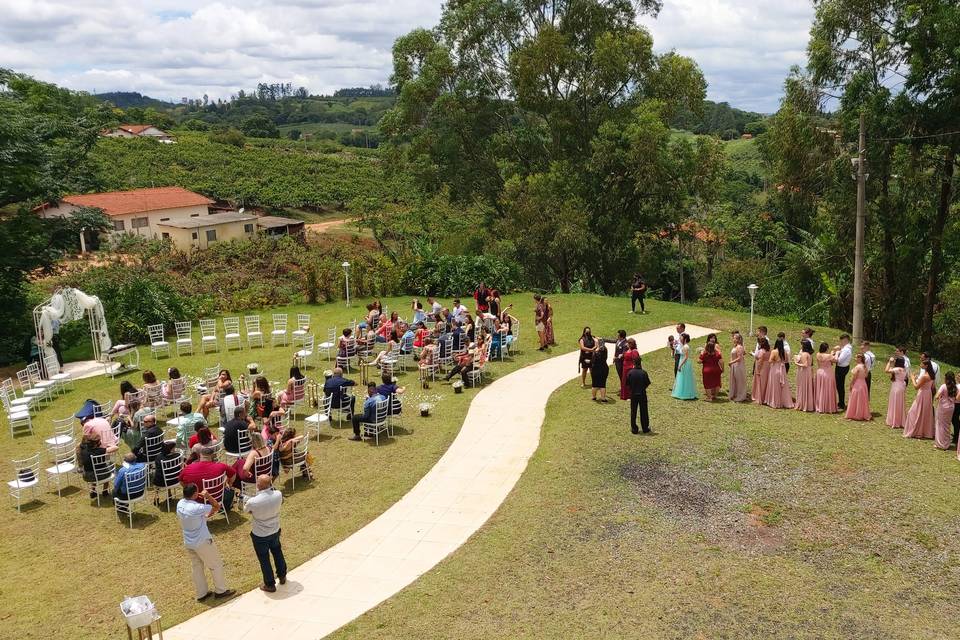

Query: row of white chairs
left=150, top=313, right=313, bottom=357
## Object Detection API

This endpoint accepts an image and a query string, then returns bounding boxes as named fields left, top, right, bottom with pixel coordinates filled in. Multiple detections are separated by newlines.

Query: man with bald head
left=243, top=474, right=286, bottom=592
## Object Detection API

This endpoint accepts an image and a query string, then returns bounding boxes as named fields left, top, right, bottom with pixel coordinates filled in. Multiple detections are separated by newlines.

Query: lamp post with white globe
left=342, top=261, right=351, bottom=307
left=748, top=284, right=758, bottom=336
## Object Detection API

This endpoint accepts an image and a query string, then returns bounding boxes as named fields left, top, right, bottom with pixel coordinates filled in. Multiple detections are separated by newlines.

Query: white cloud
left=1, top=0, right=812, bottom=110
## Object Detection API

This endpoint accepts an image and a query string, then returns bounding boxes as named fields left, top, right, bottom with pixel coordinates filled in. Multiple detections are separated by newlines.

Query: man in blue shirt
left=350, top=383, right=384, bottom=441
left=376, top=374, right=405, bottom=416
left=176, top=483, right=235, bottom=602
left=399, top=324, right=415, bottom=354
left=113, top=453, right=147, bottom=500
left=324, top=367, right=356, bottom=416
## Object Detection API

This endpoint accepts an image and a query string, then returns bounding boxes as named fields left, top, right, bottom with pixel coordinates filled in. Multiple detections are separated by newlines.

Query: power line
left=872, top=130, right=960, bottom=142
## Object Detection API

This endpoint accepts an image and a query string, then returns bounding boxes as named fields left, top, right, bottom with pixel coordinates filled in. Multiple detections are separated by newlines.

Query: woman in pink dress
left=814, top=342, right=838, bottom=414
left=884, top=356, right=907, bottom=428
left=903, top=362, right=935, bottom=439
left=844, top=354, right=871, bottom=420
left=764, top=338, right=794, bottom=408
left=729, top=333, right=748, bottom=402
left=793, top=341, right=816, bottom=412
left=933, top=371, right=957, bottom=450
left=751, top=337, right=770, bottom=405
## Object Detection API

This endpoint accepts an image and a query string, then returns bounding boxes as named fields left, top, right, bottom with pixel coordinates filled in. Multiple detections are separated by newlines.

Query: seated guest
left=239, top=432, right=276, bottom=484
left=198, top=369, right=233, bottom=417
left=274, top=427, right=312, bottom=479
left=324, top=367, right=356, bottom=416
left=413, top=322, right=430, bottom=350
left=427, top=296, right=443, bottom=321
left=369, top=335, right=399, bottom=367
left=218, top=384, right=246, bottom=420
left=262, top=420, right=282, bottom=446
left=176, top=401, right=207, bottom=449
left=121, top=399, right=145, bottom=451
left=376, top=373, right=405, bottom=415
left=134, top=414, right=164, bottom=462
left=249, top=377, right=273, bottom=419
left=411, top=299, right=427, bottom=325
left=152, top=441, right=181, bottom=493
left=451, top=323, right=467, bottom=352
left=222, top=406, right=254, bottom=455
left=277, top=367, right=305, bottom=408
left=419, top=338, right=437, bottom=387
left=444, top=336, right=489, bottom=385
left=337, top=328, right=355, bottom=360
left=81, top=414, right=119, bottom=453
left=142, top=370, right=162, bottom=406
left=113, top=452, right=147, bottom=500
left=189, top=425, right=218, bottom=449
left=180, top=446, right=236, bottom=510
left=399, top=323, right=415, bottom=355
left=78, top=433, right=111, bottom=498
left=358, top=303, right=379, bottom=330
left=451, top=299, right=468, bottom=323
left=350, top=383, right=385, bottom=441
left=111, top=380, right=139, bottom=419
left=161, top=367, right=183, bottom=399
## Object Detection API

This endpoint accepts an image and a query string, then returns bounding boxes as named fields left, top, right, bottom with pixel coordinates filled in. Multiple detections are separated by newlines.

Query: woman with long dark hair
left=843, top=354, right=871, bottom=421
left=729, top=333, right=747, bottom=402
left=764, top=338, right=793, bottom=409
left=814, top=342, right=838, bottom=414
left=590, top=338, right=611, bottom=402
left=699, top=341, right=723, bottom=401
left=751, top=337, right=770, bottom=405
left=794, top=340, right=815, bottom=412
left=934, top=371, right=957, bottom=450
left=671, top=334, right=698, bottom=401
left=578, top=327, right=596, bottom=388
left=884, top=356, right=907, bottom=428
left=619, top=338, right=639, bottom=400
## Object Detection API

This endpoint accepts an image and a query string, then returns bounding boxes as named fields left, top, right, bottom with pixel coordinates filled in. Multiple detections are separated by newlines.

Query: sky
left=0, top=0, right=815, bottom=113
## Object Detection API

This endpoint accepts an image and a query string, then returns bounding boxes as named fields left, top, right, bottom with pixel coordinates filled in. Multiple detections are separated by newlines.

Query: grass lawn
left=3, top=292, right=667, bottom=640
left=329, top=303, right=960, bottom=639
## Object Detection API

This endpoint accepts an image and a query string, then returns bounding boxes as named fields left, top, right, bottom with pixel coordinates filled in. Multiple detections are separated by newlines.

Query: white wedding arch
left=32, top=287, right=113, bottom=377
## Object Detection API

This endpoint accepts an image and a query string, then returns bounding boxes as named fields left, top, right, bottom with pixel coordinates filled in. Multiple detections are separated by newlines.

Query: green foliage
left=403, top=254, right=520, bottom=297
left=208, top=127, right=245, bottom=148
left=287, top=128, right=301, bottom=141
left=241, top=114, right=280, bottom=139
left=179, top=118, right=210, bottom=131
left=670, top=100, right=764, bottom=137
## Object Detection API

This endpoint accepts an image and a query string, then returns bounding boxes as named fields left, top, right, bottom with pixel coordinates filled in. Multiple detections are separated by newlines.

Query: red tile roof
left=60, top=187, right=214, bottom=217
left=119, top=124, right=154, bottom=135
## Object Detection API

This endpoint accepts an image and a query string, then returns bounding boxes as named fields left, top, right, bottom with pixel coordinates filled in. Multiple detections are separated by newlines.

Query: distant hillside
left=94, top=91, right=176, bottom=109
left=671, top=100, right=767, bottom=140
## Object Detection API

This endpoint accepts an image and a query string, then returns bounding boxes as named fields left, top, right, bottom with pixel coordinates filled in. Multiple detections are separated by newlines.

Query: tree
left=383, top=0, right=721, bottom=291
left=287, top=129, right=301, bottom=141
left=240, top=114, right=279, bottom=138
left=208, top=127, right=246, bottom=148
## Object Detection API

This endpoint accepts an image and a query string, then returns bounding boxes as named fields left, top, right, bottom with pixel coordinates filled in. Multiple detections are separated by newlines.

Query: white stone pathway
left=165, top=324, right=716, bottom=640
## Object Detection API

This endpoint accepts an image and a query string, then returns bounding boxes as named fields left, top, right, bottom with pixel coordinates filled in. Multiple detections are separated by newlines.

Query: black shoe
left=348, top=435, right=362, bottom=441
left=260, top=584, right=277, bottom=593
left=89, top=491, right=97, bottom=499
left=279, top=576, right=287, bottom=585
left=196, top=592, right=213, bottom=602
left=642, top=429, right=653, bottom=435
left=214, top=589, right=236, bottom=599
left=631, top=429, right=640, bottom=434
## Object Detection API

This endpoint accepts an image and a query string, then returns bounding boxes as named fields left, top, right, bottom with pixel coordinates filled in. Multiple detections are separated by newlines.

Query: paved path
left=166, top=324, right=716, bottom=640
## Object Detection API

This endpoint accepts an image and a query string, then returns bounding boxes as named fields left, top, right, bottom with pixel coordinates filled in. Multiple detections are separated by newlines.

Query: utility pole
left=852, top=111, right=867, bottom=345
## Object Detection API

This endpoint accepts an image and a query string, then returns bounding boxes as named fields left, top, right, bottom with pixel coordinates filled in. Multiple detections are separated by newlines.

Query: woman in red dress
left=698, top=341, right=723, bottom=401
left=619, top=338, right=639, bottom=400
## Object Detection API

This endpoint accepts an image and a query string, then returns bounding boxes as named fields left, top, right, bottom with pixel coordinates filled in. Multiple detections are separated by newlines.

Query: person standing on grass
left=578, top=327, right=596, bottom=388
left=832, top=334, right=853, bottom=410
left=244, top=474, right=287, bottom=592
left=543, top=296, right=556, bottom=346
left=626, top=358, right=651, bottom=434
left=176, top=483, right=236, bottom=603
left=590, top=338, right=611, bottom=402
left=619, top=338, right=640, bottom=401
left=698, top=340, right=723, bottom=402
left=904, top=361, right=935, bottom=440
left=843, top=354, right=871, bottom=421
left=671, top=333, right=698, bottom=400
left=728, top=332, right=748, bottom=402
left=534, top=294, right=548, bottom=351
left=793, top=340, right=816, bottom=412
left=934, top=372, right=957, bottom=451
left=884, top=356, right=907, bottom=429
left=613, top=330, right=629, bottom=384
left=630, top=274, right=647, bottom=314
left=671, top=323, right=685, bottom=376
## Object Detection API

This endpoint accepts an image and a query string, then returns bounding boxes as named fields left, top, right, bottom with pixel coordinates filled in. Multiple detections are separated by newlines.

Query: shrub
left=403, top=254, right=521, bottom=296
left=695, top=296, right=744, bottom=312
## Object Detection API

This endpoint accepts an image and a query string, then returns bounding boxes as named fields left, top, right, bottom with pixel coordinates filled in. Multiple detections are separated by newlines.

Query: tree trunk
left=879, top=173, right=896, bottom=341
left=920, top=148, right=956, bottom=352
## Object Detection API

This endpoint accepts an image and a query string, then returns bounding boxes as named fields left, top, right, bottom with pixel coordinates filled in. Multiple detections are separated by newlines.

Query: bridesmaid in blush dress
left=729, top=333, right=748, bottom=402
left=933, top=371, right=957, bottom=450
left=764, top=338, right=794, bottom=408
left=794, top=341, right=816, bottom=412
left=844, top=354, right=871, bottom=420
left=814, top=342, right=839, bottom=414
left=903, top=362, right=935, bottom=439
left=751, top=337, right=770, bottom=405
left=884, top=356, right=907, bottom=428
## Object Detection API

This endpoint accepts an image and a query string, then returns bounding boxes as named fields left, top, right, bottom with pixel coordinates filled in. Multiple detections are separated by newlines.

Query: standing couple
left=611, top=330, right=651, bottom=434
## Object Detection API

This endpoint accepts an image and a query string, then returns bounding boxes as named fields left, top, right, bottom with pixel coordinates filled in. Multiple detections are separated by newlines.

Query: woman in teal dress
left=671, top=333, right=698, bottom=400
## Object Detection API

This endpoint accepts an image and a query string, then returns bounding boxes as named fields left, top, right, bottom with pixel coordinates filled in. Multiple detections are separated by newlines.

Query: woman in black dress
left=579, top=327, right=596, bottom=388
left=591, top=338, right=611, bottom=402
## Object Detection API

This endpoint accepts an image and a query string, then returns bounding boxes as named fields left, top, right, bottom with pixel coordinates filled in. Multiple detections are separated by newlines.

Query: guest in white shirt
left=860, top=341, right=876, bottom=395
left=671, top=323, right=685, bottom=375
left=833, top=334, right=853, bottom=409
left=896, top=346, right=911, bottom=384
left=921, top=352, right=942, bottom=397
left=243, top=475, right=287, bottom=592
left=176, top=484, right=235, bottom=602
left=451, top=299, right=468, bottom=323
left=427, top=297, right=443, bottom=321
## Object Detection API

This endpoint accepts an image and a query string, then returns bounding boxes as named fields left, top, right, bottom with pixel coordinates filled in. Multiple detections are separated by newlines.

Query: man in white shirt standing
left=176, top=484, right=235, bottom=602
left=244, top=475, right=287, bottom=592
left=451, top=298, right=468, bottom=323
left=671, top=323, right=685, bottom=376
left=860, top=341, right=876, bottom=396
left=833, top=334, right=853, bottom=409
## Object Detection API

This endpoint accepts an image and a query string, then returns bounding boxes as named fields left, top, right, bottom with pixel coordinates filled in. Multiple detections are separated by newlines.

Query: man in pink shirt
left=180, top=447, right=237, bottom=510
left=81, top=416, right=119, bottom=452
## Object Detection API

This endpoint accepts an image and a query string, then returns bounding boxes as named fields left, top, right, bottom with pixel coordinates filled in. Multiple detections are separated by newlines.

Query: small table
left=103, top=345, right=140, bottom=379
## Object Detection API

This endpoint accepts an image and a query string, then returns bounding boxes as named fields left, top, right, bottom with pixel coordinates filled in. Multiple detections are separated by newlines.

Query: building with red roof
left=101, top=124, right=174, bottom=143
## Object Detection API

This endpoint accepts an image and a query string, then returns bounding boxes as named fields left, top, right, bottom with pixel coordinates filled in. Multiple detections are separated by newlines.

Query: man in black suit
left=626, top=359, right=651, bottom=434
left=324, top=367, right=356, bottom=417
left=613, top=330, right=628, bottom=384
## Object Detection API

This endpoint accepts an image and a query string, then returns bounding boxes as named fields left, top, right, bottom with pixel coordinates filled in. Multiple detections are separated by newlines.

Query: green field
left=278, top=122, right=377, bottom=136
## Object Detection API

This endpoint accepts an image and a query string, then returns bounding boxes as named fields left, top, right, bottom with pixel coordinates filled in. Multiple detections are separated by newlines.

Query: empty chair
left=318, top=327, right=337, bottom=361
left=245, top=315, right=264, bottom=349
left=42, top=353, right=72, bottom=394
left=466, top=353, right=486, bottom=388
left=8, top=453, right=41, bottom=511
left=387, top=394, right=403, bottom=436
left=362, top=399, right=390, bottom=445
left=175, top=321, right=194, bottom=355
left=223, top=317, right=241, bottom=351
left=202, top=473, right=231, bottom=523
left=292, top=313, right=311, bottom=347
left=45, top=417, right=75, bottom=447
left=330, top=391, right=354, bottom=428
left=27, top=362, right=57, bottom=398
left=114, top=465, right=148, bottom=528
left=87, top=452, right=116, bottom=507
left=148, top=324, right=170, bottom=358
left=17, top=369, right=50, bottom=406
left=1, top=386, right=33, bottom=437
left=200, top=319, right=218, bottom=353
left=44, top=441, right=77, bottom=497
left=271, top=314, right=288, bottom=346
left=304, top=394, right=333, bottom=442
left=397, top=333, right=415, bottom=371
left=294, top=335, right=315, bottom=370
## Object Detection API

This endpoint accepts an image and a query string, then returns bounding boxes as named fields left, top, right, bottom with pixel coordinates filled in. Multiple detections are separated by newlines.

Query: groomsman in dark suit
left=627, top=360, right=651, bottom=434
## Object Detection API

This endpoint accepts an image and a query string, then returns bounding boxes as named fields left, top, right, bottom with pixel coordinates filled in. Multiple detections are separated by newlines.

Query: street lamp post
left=342, top=261, right=351, bottom=307
left=748, top=284, right=759, bottom=336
